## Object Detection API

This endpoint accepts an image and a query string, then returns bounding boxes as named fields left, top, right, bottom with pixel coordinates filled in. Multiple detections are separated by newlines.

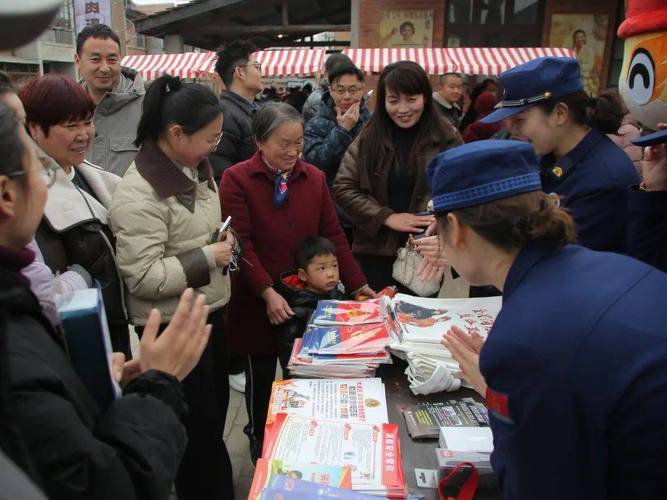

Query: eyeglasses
left=239, top=62, right=262, bottom=72
left=208, top=131, right=224, bottom=147
left=332, top=86, right=363, bottom=96
left=6, top=164, right=60, bottom=187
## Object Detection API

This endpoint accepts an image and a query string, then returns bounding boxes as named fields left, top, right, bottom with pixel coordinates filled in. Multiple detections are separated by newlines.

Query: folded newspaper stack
left=389, top=294, right=502, bottom=395
left=287, top=299, right=394, bottom=378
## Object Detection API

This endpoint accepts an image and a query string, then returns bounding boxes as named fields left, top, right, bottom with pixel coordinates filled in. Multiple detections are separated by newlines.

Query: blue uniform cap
left=427, top=140, right=542, bottom=213
left=481, top=56, right=583, bottom=124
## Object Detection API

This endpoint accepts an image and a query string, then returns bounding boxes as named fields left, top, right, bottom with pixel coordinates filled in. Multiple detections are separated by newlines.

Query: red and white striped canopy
left=342, top=47, right=575, bottom=75
left=121, top=52, right=213, bottom=81
left=122, top=49, right=327, bottom=81
left=197, top=49, right=326, bottom=78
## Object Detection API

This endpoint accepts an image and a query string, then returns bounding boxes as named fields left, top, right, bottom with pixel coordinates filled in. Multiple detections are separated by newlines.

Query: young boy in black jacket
left=275, top=236, right=346, bottom=371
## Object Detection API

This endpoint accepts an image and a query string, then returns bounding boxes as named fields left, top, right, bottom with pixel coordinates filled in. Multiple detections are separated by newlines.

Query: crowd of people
left=0, top=11, right=666, bottom=500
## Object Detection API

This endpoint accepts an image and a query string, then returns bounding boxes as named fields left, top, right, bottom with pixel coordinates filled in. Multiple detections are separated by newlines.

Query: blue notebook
left=58, top=287, right=121, bottom=411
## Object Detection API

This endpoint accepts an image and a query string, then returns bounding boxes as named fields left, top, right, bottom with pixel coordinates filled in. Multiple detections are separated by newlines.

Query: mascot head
left=617, top=0, right=667, bottom=131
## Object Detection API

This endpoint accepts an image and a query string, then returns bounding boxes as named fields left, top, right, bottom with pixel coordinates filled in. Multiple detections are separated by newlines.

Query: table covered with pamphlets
left=249, top=295, right=504, bottom=499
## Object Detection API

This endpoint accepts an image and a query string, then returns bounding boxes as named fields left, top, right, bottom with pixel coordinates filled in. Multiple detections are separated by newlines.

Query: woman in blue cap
left=427, top=139, right=667, bottom=499
left=482, top=56, right=638, bottom=253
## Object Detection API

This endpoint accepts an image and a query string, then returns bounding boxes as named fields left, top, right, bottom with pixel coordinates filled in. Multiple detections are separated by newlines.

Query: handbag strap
left=438, top=462, right=480, bottom=500
left=405, top=246, right=413, bottom=282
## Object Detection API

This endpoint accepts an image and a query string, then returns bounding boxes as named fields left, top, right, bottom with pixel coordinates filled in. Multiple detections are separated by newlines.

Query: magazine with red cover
left=310, top=299, right=387, bottom=326
left=303, top=323, right=392, bottom=355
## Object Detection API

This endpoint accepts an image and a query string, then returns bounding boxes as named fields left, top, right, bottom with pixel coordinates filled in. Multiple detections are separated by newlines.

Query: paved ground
left=227, top=387, right=255, bottom=499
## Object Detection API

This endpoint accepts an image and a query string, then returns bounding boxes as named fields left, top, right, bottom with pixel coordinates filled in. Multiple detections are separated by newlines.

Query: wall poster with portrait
left=548, top=13, right=609, bottom=96
left=379, top=9, right=434, bottom=48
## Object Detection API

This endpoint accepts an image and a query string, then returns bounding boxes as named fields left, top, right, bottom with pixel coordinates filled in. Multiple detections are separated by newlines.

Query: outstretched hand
left=140, top=288, right=212, bottom=381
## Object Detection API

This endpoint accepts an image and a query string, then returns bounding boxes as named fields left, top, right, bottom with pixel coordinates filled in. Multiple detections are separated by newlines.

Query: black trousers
left=109, top=323, right=132, bottom=359
left=228, top=351, right=246, bottom=376
left=244, top=352, right=280, bottom=462
left=136, top=308, right=233, bottom=500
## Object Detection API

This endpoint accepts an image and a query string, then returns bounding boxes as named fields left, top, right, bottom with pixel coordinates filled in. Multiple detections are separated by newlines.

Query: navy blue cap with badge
left=481, top=56, right=583, bottom=124
left=427, top=140, right=542, bottom=213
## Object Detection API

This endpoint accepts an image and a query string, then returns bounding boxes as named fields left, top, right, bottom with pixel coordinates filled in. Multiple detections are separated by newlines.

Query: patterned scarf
left=263, top=155, right=291, bottom=208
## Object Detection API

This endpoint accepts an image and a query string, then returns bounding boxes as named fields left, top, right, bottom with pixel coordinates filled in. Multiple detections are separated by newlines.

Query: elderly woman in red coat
left=220, top=102, right=373, bottom=462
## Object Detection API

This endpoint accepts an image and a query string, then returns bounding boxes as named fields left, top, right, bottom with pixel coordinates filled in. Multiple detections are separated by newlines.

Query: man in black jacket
left=210, top=40, right=263, bottom=183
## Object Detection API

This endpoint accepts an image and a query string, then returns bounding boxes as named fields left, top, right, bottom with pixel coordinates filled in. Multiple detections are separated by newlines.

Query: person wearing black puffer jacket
left=304, top=63, right=370, bottom=189
left=209, top=40, right=262, bottom=183
left=274, top=236, right=346, bottom=371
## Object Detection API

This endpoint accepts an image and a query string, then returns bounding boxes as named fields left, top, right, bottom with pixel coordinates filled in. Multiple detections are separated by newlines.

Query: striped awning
left=122, top=49, right=327, bottom=81
left=121, top=52, right=213, bottom=81
left=342, top=47, right=576, bottom=75
left=197, top=49, right=326, bottom=78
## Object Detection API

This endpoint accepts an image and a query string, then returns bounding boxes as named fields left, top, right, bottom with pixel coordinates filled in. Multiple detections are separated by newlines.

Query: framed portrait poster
left=379, top=9, right=434, bottom=48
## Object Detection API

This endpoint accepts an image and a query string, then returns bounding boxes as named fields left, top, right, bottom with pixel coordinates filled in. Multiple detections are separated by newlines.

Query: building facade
left=0, top=1, right=77, bottom=85
left=355, top=0, right=625, bottom=94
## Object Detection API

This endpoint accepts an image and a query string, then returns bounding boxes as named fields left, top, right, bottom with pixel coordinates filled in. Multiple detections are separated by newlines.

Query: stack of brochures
left=391, top=294, right=501, bottom=350
left=260, top=414, right=407, bottom=498
left=249, top=378, right=407, bottom=499
left=265, top=378, right=389, bottom=427
left=248, top=459, right=378, bottom=499
left=287, top=299, right=394, bottom=378
left=389, top=295, right=502, bottom=393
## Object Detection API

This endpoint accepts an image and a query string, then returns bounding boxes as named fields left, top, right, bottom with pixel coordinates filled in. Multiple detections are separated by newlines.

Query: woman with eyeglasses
left=108, top=74, right=236, bottom=500
left=220, top=102, right=373, bottom=464
left=20, top=74, right=130, bottom=354
left=333, top=61, right=461, bottom=291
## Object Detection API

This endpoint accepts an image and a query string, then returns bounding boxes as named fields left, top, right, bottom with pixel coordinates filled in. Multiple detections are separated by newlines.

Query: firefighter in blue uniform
left=427, top=140, right=667, bottom=499
left=482, top=57, right=639, bottom=253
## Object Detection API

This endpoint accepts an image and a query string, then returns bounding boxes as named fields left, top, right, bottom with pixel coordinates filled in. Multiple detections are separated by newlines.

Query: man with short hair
left=304, top=63, right=369, bottom=187
left=75, top=24, right=145, bottom=176
left=302, top=52, right=353, bottom=122
left=433, top=72, right=464, bottom=128
left=304, top=62, right=370, bottom=244
left=211, top=40, right=263, bottom=182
